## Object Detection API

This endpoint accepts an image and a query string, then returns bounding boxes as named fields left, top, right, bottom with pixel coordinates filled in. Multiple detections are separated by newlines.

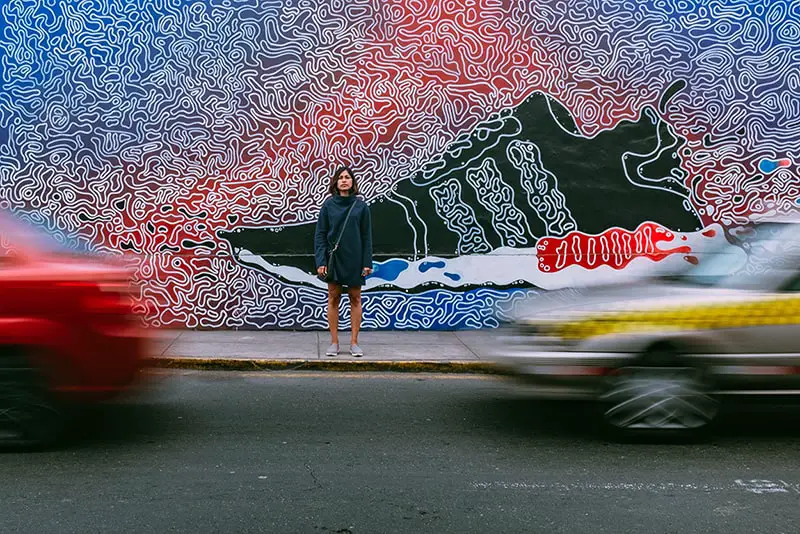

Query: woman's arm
left=314, top=201, right=329, bottom=269
left=361, top=201, right=373, bottom=273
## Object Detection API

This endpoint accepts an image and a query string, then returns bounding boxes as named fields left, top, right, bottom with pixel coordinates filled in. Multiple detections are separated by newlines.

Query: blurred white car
left=491, top=219, right=800, bottom=435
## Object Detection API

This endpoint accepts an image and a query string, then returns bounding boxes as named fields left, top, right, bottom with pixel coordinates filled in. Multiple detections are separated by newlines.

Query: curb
left=145, top=357, right=501, bottom=374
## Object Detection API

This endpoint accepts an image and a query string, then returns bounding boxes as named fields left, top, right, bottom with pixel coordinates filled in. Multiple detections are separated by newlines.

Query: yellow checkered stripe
left=545, top=296, right=800, bottom=340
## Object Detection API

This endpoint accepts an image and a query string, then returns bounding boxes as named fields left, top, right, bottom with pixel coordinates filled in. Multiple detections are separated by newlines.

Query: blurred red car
left=0, top=212, right=149, bottom=448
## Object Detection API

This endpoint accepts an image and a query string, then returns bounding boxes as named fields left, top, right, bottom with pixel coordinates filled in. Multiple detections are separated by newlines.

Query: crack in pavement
left=306, top=463, right=323, bottom=489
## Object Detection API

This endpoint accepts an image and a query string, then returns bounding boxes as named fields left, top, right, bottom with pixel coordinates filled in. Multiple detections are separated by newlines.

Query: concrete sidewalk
left=148, top=329, right=501, bottom=373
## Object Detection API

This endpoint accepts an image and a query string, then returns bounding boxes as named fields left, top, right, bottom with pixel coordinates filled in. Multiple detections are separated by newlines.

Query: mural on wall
left=224, top=89, right=724, bottom=290
left=1, top=0, right=798, bottom=329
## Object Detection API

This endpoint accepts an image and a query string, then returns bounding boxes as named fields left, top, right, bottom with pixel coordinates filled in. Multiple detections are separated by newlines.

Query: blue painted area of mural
left=419, top=260, right=446, bottom=273
left=238, top=284, right=536, bottom=331
left=759, top=159, right=781, bottom=174
left=368, top=258, right=409, bottom=282
left=360, top=286, right=535, bottom=330
left=444, top=272, right=461, bottom=281
left=759, top=158, right=791, bottom=175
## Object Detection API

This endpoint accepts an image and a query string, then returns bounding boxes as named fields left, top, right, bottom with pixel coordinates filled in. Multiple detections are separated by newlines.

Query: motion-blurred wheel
left=0, top=353, right=65, bottom=450
left=599, top=347, right=719, bottom=438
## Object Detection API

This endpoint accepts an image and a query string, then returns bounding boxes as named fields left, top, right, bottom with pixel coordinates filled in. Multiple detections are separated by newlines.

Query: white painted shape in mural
left=235, top=223, right=744, bottom=291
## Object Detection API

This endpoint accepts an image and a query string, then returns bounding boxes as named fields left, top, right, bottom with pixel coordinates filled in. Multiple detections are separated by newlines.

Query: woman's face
left=337, top=171, right=353, bottom=194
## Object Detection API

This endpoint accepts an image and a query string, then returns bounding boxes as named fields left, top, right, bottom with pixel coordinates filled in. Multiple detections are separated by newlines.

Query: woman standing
left=314, top=166, right=373, bottom=357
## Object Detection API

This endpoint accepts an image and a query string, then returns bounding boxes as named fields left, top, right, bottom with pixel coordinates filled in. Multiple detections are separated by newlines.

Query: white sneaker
left=325, top=343, right=339, bottom=357
left=350, top=344, right=364, bottom=357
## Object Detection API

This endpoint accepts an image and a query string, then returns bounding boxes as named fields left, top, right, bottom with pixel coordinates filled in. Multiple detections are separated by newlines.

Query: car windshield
left=671, top=222, right=800, bottom=290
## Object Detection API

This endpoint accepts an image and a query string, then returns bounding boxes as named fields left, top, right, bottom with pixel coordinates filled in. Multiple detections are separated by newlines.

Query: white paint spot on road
left=735, top=479, right=797, bottom=494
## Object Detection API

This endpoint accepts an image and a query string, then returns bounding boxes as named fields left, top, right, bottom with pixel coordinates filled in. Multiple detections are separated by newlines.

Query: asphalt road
left=1, top=371, right=799, bottom=534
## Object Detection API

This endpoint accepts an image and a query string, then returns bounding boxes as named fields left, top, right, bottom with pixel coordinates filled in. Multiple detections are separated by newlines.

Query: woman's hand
left=362, top=267, right=373, bottom=277
left=317, top=266, right=327, bottom=277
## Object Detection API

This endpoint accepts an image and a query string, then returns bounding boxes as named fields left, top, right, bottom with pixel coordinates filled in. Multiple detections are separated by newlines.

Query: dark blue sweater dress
left=314, top=195, right=373, bottom=287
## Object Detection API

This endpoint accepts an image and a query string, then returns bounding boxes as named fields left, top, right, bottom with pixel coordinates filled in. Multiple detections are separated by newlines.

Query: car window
left=674, top=222, right=800, bottom=291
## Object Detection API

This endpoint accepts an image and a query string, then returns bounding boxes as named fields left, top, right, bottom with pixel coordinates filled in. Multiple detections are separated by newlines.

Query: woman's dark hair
left=328, top=165, right=359, bottom=196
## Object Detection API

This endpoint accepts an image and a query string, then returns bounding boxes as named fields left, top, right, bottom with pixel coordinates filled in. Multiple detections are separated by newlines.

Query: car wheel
left=599, top=348, right=719, bottom=438
left=0, top=352, right=66, bottom=450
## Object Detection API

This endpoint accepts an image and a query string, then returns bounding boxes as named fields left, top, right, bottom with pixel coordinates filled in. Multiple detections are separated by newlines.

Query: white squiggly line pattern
left=466, top=159, right=533, bottom=246
left=429, top=178, right=492, bottom=255
left=1, top=0, right=798, bottom=328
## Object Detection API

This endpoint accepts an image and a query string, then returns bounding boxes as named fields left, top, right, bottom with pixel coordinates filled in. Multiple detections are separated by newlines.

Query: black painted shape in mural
left=219, top=87, right=700, bottom=286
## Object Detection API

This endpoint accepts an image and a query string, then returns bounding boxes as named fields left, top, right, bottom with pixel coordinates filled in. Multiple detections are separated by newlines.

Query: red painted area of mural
left=536, top=223, right=692, bottom=273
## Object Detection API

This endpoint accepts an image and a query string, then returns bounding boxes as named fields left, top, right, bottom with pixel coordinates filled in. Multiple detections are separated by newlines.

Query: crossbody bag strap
left=330, top=200, right=357, bottom=254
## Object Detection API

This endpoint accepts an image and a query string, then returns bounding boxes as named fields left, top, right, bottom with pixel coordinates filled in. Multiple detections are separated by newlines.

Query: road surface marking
left=474, top=480, right=800, bottom=494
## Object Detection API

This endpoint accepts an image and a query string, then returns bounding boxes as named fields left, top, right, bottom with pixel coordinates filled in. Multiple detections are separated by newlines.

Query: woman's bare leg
left=328, top=283, right=343, bottom=344
left=348, top=286, right=362, bottom=345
